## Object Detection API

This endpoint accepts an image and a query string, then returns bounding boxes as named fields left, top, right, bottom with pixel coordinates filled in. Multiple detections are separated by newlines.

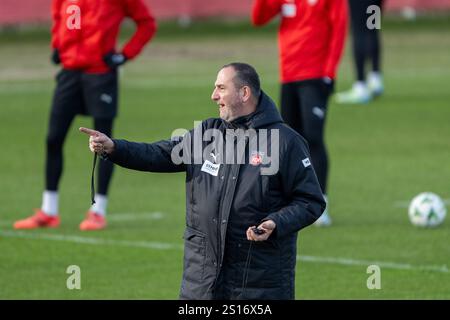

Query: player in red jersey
left=14, top=0, right=157, bottom=231
left=252, top=0, right=348, bottom=226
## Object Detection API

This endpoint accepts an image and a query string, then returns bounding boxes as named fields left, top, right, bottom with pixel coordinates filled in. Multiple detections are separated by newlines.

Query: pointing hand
left=79, top=127, right=115, bottom=155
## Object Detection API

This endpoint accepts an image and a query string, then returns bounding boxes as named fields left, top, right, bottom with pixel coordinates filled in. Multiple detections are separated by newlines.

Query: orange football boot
left=79, top=211, right=107, bottom=231
left=13, top=209, right=60, bottom=229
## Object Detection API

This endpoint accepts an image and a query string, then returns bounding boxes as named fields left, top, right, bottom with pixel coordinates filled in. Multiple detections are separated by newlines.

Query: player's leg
left=367, top=0, right=384, bottom=97
left=298, top=81, right=331, bottom=226
left=298, top=82, right=328, bottom=193
left=336, top=0, right=371, bottom=104
left=350, top=0, right=367, bottom=83
left=79, top=70, right=118, bottom=230
left=14, top=70, right=82, bottom=229
left=280, top=82, right=303, bottom=134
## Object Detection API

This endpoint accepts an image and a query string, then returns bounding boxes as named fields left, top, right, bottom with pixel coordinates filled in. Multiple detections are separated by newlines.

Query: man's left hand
left=103, top=52, right=127, bottom=70
left=246, top=220, right=276, bottom=241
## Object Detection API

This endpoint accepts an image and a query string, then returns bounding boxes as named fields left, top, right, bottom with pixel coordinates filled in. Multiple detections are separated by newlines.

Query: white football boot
left=336, top=81, right=371, bottom=104
left=367, top=72, right=384, bottom=97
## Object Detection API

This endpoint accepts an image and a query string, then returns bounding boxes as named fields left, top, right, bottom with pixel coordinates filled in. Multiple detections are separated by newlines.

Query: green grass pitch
left=0, top=17, right=449, bottom=299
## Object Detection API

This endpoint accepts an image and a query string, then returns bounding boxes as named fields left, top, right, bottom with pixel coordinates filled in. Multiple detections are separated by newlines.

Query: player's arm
left=79, top=127, right=186, bottom=173
left=50, top=0, right=62, bottom=50
left=324, top=0, right=349, bottom=79
left=251, top=0, right=283, bottom=26
left=120, top=0, right=157, bottom=60
left=50, top=0, right=63, bottom=64
left=263, top=137, right=326, bottom=238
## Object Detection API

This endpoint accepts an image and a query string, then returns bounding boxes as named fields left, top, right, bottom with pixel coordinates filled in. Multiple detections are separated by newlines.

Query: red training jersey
left=51, top=0, right=157, bottom=73
left=252, top=0, right=348, bottom=83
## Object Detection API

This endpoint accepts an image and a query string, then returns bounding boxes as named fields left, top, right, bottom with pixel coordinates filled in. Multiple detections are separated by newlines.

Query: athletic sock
left=90, top=194, right=108, bottom=216
left=42, top=190, right=59, bottom=216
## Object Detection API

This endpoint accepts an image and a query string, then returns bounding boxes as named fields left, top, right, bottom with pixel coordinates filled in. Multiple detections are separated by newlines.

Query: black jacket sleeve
left=107, top=137, right=187, bottom=173
left=265, top=136, right=326, bottom=237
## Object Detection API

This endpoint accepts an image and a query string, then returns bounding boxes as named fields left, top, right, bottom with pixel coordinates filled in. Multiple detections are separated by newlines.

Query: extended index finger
left=79, top=127, right=99, bottom=136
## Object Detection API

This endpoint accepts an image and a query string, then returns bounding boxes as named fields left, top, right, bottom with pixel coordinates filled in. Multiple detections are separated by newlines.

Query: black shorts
left=51, top=69, right=118, bottom=119
left=280, top=79, right=330, bottom=139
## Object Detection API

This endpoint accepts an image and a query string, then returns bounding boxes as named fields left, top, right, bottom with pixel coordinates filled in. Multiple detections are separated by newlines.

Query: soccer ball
left=408, top=192, right=446, bottom=227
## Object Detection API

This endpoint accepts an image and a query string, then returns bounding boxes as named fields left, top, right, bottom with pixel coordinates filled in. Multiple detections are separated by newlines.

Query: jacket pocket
left=247, top=241, right=282, bottom=289
left=182, top=226, right=207, bottom=283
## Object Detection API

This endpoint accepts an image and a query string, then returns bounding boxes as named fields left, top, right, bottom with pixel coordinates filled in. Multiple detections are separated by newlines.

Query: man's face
left=211, top=67, right=243, bottom=122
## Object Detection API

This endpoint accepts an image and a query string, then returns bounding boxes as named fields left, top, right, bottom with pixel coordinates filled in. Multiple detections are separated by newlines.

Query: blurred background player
left=14, top=0, right=156, bottom=231
left=252, top=0, right=348, bottom=226
left=336, top=0, right=384, bottom=104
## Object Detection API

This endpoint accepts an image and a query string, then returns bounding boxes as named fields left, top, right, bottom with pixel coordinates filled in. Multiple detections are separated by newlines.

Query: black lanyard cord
left=90, top=153, right=97, bottom=205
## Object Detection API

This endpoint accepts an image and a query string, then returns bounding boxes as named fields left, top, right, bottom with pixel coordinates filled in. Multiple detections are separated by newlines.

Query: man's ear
left=241, top=86, right=251, bottom=102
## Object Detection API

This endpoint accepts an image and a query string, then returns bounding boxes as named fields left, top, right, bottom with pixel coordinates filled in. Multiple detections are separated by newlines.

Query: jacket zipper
left=213, top=135, right=248, bottom=292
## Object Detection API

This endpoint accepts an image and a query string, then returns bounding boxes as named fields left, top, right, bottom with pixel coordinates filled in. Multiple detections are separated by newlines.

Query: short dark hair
left=222, top=62, right=261, bottom=98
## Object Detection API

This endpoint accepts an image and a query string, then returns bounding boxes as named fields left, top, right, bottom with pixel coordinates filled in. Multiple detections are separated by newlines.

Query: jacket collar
left=225, top=91, right=283, bottom=129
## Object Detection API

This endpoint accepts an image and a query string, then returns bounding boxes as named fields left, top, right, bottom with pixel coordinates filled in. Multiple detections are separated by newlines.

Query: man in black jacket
left=80, top=63, right=326, bottom=300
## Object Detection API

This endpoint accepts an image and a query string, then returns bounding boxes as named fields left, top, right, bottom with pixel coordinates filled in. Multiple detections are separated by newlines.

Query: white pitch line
left=107, top=212, right=165, bottom=222
left=0, top=230, right=182, bottom=250
left=298, top=255, right=449, bottom=274
left=0, top=230, right=448, bottom=274
left=394, top=199, right=450, bottom=208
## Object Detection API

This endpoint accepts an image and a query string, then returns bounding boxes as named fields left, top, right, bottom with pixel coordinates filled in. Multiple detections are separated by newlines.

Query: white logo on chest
left=201, top=160, right=220, bottom=176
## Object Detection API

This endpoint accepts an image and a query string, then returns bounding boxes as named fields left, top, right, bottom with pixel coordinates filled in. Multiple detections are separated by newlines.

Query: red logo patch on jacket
left=250, top=151, right=264, bottom=166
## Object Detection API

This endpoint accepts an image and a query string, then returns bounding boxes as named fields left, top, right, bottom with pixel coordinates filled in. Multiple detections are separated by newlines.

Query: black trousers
left=45, top=69, right=117, bottom=195
left=281, top=80, right=329, bottom=194
left=349, top=0, right=383, bottom=81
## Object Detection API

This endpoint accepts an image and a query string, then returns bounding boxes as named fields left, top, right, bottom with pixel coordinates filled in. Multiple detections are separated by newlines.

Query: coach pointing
left=80, top=63, right=325, bottom=299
